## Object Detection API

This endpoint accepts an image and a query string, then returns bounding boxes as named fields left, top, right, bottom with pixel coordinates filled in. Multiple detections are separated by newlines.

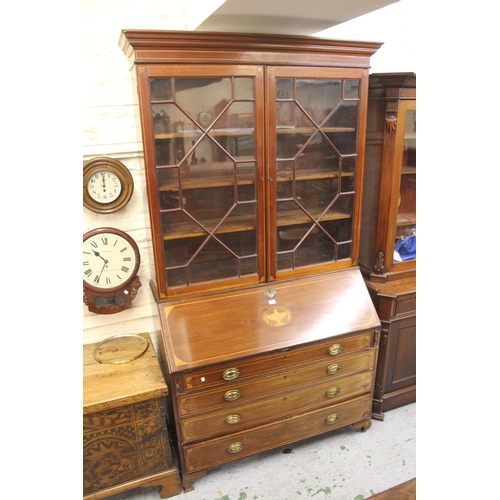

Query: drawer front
left=177, top=349, right=376, bottom=416
left=183, top=394, right=372, bottom=472
left=177, top=331, right=374, bottom=392
left=394, top=295, right=416, bottom=316
left=180, top=370, right=374, bottom=442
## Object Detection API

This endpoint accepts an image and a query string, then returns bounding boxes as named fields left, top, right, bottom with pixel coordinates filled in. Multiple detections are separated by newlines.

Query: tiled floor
left=107, top=402, right=416, bottom=500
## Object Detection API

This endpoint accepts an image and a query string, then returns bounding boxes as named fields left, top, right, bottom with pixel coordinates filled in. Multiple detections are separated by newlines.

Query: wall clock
left=83, top=157, right=134, bottom=214
left=83, top=227, right=141, bottom=314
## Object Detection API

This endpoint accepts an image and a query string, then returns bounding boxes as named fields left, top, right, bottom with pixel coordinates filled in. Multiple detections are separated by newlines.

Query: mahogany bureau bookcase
left=360, top=73, right=416, bottom=419
left=119, top=30, right=382, bottom=491
left=83, top=333, right=181, bottom=499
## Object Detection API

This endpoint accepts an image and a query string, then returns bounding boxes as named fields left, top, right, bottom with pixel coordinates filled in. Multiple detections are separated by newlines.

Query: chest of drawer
left=183, top=393, right=372, bottom=473
left=176, top=348, right=375, bottom=416
left=175, top=331, right=374, bottom=393
left=157, top=269, right=381, bottom=490
left=180, top=369, right=374, bottom=442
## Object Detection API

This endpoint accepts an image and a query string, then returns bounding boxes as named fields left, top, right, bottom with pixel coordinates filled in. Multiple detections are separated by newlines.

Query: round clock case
left=83, top=157, right=134, bottom=214
left=83, top=227, right=142, bottom=314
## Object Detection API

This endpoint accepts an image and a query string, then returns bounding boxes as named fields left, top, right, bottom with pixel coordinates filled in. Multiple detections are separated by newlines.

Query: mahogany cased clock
left=83, top=157, right=134, bottom=214
left=83, top=227, right=141, bottom=314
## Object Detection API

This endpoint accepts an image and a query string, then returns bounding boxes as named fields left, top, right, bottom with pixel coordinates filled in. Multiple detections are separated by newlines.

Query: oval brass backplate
left=228, top=442, right=243, bottom=453
left=328, top=344, right=342, bottom=356
left=224, top=389, right=241, bottom=401
left=225, top=414, right=242, bottom=425
left=326, top=414, right=339, bottom=425
left=326, top=387, right=340, bottom=398
left=327, top=364, right=341, bottom=375
left=223, top=368, right=240, bottom=381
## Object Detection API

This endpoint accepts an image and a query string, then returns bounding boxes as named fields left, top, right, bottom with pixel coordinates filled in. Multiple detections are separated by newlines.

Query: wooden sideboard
left=365, top=279, right=416, bottom=419
left=360, top=73, right=416, bottom=417
left=155, top=268, right=381, bottom=491
left=83, top=333, right=181, bottom=499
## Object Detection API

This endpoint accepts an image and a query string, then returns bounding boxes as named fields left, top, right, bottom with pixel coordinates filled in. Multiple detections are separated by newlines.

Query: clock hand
left=91, top=249, right=107, bottom=262
left=91, top=248, right=110, bottom=282
left=97, top=258, right=108, bottom=281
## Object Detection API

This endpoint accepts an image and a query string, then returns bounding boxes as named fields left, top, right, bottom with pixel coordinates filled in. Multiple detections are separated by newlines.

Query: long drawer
left=176, top=348, right=376, bottom=416
left=183, top=393, right=372, bottom=473
left=175, top=331, right=375, bottom=393
left=180, top=370, right=374, bottom=442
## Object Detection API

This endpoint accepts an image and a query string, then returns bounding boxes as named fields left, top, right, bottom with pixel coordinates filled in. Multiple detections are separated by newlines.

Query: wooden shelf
left=155, top=126, right=355, bottom=141
left=277, top=126, right=356, bottom=134
left=162, top=207, right=350, bottom=241
left=278, top=207, right=351, bottom=226
left=155, top=128, right=255, bottom=140
left=159, top=167, right=352, bottom=192
left=159, top=173, right=254, bottom=191
left=163, top=214, right=256, bottom=241
left=401, top=166, right=416, bottom=175
left=396, top=212, right=416, bottom=227
left=277, top=168, right=353, bottom=182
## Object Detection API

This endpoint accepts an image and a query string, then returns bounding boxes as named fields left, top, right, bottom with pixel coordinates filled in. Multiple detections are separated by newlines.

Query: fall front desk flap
left=158, top=268, right=381, bottom=373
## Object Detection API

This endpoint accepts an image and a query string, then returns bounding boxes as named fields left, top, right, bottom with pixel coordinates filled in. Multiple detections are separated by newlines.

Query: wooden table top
left=83, top=332, right=168, bottom=414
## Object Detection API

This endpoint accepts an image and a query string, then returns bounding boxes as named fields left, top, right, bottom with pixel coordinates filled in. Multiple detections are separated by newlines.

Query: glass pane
left=276, top=79, right=293, bottom=99
left=189, top=238, right=239, bottom=284
left=394, top=107, right=416, bottom=263
left=234, top=78, right=254, bottom=100
left=237, top=163, right=256, bottom=201
left=274, top=77, right=360, bottom=272
left=210, top=101, right=255, bottom=159
left=151, top=76, right=258, bottom=289
left=150, top=78, right=172, bottom=101
left=344, top=79, right=359, bottom=99
left=175, top=78, right=232, bottom=124
left=296, top=79, right=342, bottom=125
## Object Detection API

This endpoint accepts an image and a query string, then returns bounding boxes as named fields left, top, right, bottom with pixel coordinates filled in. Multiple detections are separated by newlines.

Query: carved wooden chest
left=83, top=333, right=181, bottom=499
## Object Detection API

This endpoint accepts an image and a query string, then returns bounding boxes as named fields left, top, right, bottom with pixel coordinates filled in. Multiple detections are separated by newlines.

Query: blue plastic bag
left=395, top=234, right=416, bottom=261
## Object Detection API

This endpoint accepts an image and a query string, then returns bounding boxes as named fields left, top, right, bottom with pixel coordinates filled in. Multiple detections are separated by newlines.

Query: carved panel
left=83, top=398, right=173, bottom=494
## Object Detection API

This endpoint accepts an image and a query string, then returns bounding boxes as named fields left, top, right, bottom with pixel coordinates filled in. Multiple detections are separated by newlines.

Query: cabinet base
left=372, top=385, right=416, bottom=421
left=83, top=468, right=182, bottom=500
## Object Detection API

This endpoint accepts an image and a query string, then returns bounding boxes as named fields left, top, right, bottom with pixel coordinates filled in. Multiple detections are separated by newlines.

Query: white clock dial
left=86, top=169, right=122, bottom=204
left=83, top=230, right=139, bottom=291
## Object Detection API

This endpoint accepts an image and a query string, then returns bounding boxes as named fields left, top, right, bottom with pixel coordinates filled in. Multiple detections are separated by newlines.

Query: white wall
left=83, top=0, right=190, bottom=351
left=314, top=0, right=417, bottom=74
left=82, top=0, right=417, bottom=349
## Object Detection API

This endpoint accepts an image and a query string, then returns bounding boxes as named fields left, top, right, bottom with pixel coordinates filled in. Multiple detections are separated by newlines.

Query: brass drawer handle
left=326, top=387, right=340, bottom=398
left=225, top=414, right=242, bottom=425
left=223, top=368, right=240, bottom=381
left=325, top=414, right=339, bottom=425
left=228, top=442, right=244, bottom=453
left=327, top=363, right=341, bottom=375
left=224, top=389, right=241, bottom=401
left=328, top=344, right=342, bottom=356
